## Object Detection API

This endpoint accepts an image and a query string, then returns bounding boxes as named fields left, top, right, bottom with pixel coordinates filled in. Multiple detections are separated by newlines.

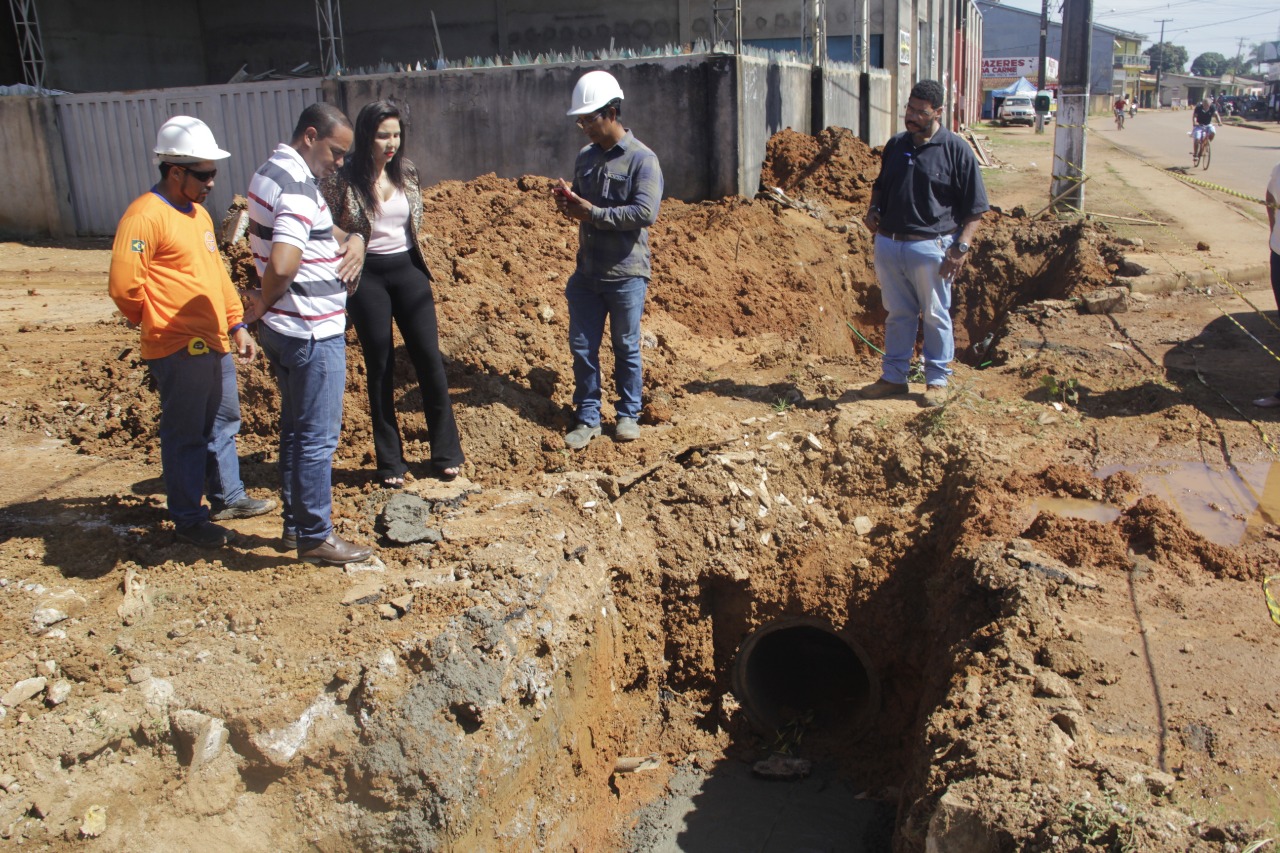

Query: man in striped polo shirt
left=246, top=103, right=373, bottom=566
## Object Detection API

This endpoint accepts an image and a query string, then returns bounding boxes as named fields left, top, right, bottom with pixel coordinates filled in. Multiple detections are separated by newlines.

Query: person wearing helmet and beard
left=108, top=116, right=275, bottom=548
left=554, top=69, right=663, bottom=449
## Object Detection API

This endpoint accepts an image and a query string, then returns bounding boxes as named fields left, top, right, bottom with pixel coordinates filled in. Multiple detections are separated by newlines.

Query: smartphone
left=553, top=186, right=570, bottom=197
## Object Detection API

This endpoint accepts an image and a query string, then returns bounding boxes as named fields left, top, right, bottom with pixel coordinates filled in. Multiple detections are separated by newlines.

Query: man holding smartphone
left=553, top=70, right=664, bottom=449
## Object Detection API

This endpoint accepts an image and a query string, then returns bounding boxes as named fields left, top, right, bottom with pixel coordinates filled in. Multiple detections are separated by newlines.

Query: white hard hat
left=567, top=70, right=624, bottom=116
left=153, top=116, right=230, bottom=164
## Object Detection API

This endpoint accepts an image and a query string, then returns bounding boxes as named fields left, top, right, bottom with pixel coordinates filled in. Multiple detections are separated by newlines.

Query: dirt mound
left=759, top=126, right=881, bottom=207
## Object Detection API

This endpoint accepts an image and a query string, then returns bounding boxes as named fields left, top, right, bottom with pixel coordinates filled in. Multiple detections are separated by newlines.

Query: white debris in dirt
left=170, top=710, right=230, bottom=769
left=118, top=566, right=153, bottom=625
left=31, top=608, right=68, bottom=629
left=128, top=666, right=152, bottom=684
left=805, top=433, right=823, bottom=451
left=752, top=754, right=811, bottom=779
left=35, top=660, right=56, bottom=678
left=853, top=516, right=874, bottom=536
left=249, top=693, right=345, bottom=767
left=79, top=804, right=107, bottom=838
left=45, top=680, right=71, bottom=706
left=1, top=676, right=46, bottom=707
left=343, top=555, right=387, bottom=575
left=140, top=677, right=175, bottom=712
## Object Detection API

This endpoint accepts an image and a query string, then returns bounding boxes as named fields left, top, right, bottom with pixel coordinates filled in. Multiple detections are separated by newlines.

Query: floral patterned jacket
left=319, top=160, right=433, bottom=282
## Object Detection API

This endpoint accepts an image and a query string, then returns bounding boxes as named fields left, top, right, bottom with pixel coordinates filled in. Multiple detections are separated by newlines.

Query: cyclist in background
left=1192, top=97, right=1220, bottom=160
left=1114, top=96, right=1127, bottom=129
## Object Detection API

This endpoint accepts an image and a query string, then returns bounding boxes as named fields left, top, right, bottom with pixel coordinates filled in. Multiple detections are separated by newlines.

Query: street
left=1087, top=108, right=1280, bottom=203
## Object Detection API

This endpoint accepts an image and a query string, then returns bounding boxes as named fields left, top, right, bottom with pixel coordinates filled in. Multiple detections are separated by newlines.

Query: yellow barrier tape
left=1165, top=170, right=1275, bottom=209
left=1265, top=575, right=1280, bottom=627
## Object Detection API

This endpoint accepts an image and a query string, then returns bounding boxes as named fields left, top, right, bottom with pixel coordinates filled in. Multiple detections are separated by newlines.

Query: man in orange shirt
left=108, top=116, right=275, bottom=548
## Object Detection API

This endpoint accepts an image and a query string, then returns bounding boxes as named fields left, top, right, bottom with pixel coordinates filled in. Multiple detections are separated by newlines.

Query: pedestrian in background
left=554, top=70, right=663, bottom=450
left=1252, top=161, right=1280, bottom=408
left=109, top=117, right=276, bottom=548
left=245, top=103, right=374, bottom=566
left=860, top=79, right=989, bottom=407
left=321, top=100, right=464, bottom=487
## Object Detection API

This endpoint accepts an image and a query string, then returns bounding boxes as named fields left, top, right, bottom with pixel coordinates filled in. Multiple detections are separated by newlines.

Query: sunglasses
left=180, top=166, right=218, bottom=182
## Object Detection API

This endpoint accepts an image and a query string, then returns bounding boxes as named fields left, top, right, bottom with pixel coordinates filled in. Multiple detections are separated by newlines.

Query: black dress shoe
left=298, top=533, right=374, bottom=566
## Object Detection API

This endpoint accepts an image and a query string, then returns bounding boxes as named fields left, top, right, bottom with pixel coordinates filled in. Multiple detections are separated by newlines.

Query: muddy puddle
left=1097, top=460, right=1280, bottom=545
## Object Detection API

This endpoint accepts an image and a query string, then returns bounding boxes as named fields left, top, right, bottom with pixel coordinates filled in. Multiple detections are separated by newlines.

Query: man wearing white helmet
left=555, top=69, right=663, bottom=449
left=108, top=116, right=275, bottom=548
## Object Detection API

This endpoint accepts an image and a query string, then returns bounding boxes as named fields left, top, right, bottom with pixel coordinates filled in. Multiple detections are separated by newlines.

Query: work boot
left=923, top=384, right=949, bottom=408
left=564, top=423, right=601, bottom=450
left=1253, top=393, right=1280, bottom=409
left=279, top=531, right=297, bottom=552
left=210, top=496, right=277, bottom=521
left=176, top=521, right=238, bottom=548
left=298, top=533, right=374, bottom=566
left=857, top=378, right=910, bottom=400
left=614, top=417, right=641, bottom=442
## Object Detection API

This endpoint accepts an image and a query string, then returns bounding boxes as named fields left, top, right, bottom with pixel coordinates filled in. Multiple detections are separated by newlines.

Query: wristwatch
left=952, top=241, right=971, bottom=255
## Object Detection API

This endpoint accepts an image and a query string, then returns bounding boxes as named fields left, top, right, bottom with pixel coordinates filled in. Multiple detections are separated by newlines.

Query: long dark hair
left=345, top=100, right=406, bottom=214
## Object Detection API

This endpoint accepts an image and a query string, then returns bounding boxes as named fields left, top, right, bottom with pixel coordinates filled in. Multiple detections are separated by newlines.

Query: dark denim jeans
left=259, top=325, right=345, bottom=549
left=565, top=273, right=648, bottom=426
left=149, top=349, right=247, bottom=528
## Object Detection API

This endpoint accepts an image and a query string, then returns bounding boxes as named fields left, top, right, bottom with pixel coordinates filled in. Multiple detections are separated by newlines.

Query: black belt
left=879, top=231, right=935, bottom=242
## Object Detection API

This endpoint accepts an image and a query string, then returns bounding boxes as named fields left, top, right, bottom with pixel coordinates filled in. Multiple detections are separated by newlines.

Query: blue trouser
left=873, top=233, right=956, bottom=386
left=565, top=273, right=648, bottom=426
left=149, top=348, right=247, bottom=528
left=259, top=325, right=345, bottom=550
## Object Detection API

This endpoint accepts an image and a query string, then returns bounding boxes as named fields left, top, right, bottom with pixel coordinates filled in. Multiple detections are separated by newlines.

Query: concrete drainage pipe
left=731, top=617, right=880, bottom=735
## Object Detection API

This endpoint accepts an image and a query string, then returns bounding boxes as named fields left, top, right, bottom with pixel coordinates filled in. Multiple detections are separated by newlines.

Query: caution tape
left=1266, top=575, right=1280, bottom=627
left=1164, top=170, right=1275, bottom=209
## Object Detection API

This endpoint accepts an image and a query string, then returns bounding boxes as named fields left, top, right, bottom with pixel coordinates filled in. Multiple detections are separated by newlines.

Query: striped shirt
left=247, top=143, right=346, bottom=340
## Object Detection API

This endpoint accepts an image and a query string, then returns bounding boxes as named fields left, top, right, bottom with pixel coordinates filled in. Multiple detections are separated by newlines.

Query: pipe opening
left=732, top=618, right=879, bottom=736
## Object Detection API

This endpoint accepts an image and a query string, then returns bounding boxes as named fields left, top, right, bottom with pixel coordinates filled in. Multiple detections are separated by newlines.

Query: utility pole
left=1035, top=0, right=1049, bottom=133
left=1050, top=0, right=1092, bottom=214
left=1231, top=36, right=1246, bottom=88
left=1153, top=19, right=1170, bottom=109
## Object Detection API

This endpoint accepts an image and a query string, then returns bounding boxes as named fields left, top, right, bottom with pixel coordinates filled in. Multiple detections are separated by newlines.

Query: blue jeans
left=259, top=325, right=345, bottom=549
left=565, top=274, right=648, bottom=426
left=149, top=349, right=247, bottom=528
left=873, top=233, right=956, bottom=386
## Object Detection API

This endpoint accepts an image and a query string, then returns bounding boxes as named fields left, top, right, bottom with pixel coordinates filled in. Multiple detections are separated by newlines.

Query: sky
left=997, top=0, right=1280, bottom=73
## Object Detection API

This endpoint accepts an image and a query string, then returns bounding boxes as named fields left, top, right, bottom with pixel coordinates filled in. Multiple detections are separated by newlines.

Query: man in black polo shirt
left=860, top=79, right=989, bottom=406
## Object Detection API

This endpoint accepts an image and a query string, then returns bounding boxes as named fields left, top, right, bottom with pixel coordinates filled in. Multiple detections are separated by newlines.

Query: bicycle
left=1114, top=109, right=1125, bottom=130
left=1192, top=128, right=1212, bottom=170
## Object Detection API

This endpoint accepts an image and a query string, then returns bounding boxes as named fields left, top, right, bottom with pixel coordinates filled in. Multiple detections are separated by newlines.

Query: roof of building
left=975, top=1, right=1145, bottom=41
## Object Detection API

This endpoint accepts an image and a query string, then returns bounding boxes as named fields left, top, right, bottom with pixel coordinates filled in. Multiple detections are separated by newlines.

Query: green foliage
left=1190, top=51, right=1227, bottom=76
left=771, top=397, right=793, bottom=414
left=1056, top=799, right=1137, bottom=852
left=907, top=360, right=926, bottom=384
left=1144, top=42, right=1188, bottom=74
left=1040, top=374, right=1079, bottom=405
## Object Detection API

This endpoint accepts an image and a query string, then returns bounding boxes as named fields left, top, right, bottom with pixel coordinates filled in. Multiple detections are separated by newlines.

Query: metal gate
left=56, top=78, right=324, bottom=236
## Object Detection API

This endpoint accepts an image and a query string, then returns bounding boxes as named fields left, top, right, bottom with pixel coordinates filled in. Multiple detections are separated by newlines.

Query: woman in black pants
left=322, top=100, right=464, bottom=485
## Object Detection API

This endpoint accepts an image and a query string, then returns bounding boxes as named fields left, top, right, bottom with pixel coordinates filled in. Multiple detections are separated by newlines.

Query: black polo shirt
left=873, top=125, right=989, bottom=238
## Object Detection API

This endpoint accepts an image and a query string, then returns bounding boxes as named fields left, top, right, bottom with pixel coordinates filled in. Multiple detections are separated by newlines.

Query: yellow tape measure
left=187, top=337, right=209, bottom=356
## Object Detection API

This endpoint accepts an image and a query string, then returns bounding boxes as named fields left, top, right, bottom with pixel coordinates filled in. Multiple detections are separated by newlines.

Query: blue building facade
left=976, top=0, right=1141, bottom=113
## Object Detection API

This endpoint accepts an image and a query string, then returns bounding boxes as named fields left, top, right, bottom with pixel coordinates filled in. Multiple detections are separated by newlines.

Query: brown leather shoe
left=857, top=378, right=910, bottom=399
left=298, top=533, right=374, bottom=566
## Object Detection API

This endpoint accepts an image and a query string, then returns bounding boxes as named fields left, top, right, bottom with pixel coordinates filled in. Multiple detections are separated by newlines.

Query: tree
left=1144, top=42, right=1188, bottom=74
left=1190, top=52, right=1227, bottom=77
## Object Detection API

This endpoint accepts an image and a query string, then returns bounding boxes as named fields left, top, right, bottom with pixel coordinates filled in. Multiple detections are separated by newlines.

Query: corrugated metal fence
left=56, top=79, right=323, bottom=235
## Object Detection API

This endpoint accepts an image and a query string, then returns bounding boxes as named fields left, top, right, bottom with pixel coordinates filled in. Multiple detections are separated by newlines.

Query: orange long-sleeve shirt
left=108, top=191, right=243, bottom=359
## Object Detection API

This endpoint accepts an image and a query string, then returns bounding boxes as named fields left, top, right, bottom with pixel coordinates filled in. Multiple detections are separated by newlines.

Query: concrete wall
left=738, top=55, right=813, bottom=194
left=0, top=97, right=74, bottom=237
left=822, top=65, right=862, bottom=136
left=865, top=70, right=896, bottom=145
left=38, top=0, right=207, bottom=92
left=324, top=55, right=738, bottom=202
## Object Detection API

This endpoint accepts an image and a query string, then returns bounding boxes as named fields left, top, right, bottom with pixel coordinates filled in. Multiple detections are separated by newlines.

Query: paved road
left=1087, top=109, right=1280, bottom=202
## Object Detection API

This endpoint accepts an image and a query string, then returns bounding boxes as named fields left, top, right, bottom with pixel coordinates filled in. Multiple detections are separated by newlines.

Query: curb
left=1118, top=263, right=1270, bottom=295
